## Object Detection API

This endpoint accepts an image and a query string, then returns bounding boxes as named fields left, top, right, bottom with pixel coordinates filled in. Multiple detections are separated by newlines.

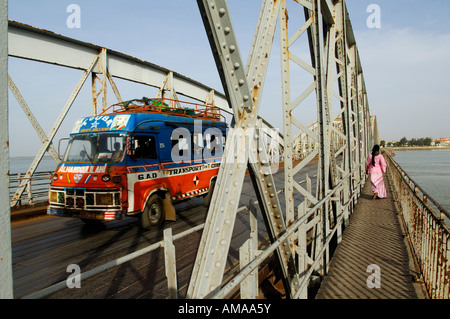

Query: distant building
left=385, top=141, right=396, bottom=147
left=434, top=137, right=450, bottom=146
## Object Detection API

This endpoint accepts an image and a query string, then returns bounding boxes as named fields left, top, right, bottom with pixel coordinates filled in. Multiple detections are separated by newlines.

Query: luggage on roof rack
left=101, top=97, right=224, bottom=121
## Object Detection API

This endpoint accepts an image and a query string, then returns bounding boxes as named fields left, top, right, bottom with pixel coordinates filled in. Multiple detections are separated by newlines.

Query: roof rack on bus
left=100, top=97, right=225, bottom=122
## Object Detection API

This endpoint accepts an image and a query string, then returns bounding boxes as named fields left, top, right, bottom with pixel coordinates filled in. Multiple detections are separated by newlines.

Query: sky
left=6, top=0, right=450, bottom=158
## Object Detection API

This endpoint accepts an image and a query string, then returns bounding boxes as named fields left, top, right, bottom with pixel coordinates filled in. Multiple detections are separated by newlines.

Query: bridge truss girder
left=187, top=0, right=375, bottom=299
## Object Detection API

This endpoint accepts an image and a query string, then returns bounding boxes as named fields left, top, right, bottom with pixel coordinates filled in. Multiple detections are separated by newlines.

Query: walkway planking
left=315, top=176, right=427, bottom=299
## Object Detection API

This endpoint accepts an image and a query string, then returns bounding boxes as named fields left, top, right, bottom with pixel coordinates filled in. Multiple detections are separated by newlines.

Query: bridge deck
left=315, top=176, right=427, bottom=299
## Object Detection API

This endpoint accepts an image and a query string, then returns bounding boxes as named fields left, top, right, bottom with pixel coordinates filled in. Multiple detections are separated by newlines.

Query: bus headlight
left=96, top=193, right=113, bottom=205
left=49, top=190, right=57, bottom=203
left=112, top=175, right=122, bottom=183
left=49, top=191, right=65, bottom=204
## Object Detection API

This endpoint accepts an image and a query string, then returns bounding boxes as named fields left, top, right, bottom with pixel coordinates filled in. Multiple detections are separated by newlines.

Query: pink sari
left=366, top=154, right=387, bottom=198
left=370, top=173, right=387, bottom=198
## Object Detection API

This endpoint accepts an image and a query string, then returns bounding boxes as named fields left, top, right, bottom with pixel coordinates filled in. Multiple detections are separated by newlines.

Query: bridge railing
left=9, top=171, right=52, bottom=208
left=385, top=151, right=450, bottom=299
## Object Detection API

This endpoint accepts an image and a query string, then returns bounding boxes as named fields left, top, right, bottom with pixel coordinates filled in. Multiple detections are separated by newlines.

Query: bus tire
left=140, top=194, right=165, bottom=229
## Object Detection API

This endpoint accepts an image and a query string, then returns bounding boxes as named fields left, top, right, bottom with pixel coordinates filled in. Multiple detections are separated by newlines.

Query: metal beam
left=0, top=0, right=13, bottom=299
left=8, top=74, right=60, bottom=163
left=188, top=0, right=299, bottom=298
left=187, top=0, right=257, bottom=298
left=7, top=20, right=230, bottom=111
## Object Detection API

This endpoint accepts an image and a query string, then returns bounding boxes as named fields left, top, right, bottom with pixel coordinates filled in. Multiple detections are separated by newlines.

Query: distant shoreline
left=385, top=146, right=450, bottom=151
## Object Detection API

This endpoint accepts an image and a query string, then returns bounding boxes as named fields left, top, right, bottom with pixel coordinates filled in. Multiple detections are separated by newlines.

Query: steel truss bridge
left=2, top=0, right=413, bottom=299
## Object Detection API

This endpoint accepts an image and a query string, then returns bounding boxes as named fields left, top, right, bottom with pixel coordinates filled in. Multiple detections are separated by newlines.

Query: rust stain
left=252, top=85, right=260, bottom=103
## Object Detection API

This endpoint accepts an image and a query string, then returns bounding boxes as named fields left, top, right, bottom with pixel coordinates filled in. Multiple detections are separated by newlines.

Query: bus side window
left=171, top=128, right=191, bottom=163
left=192, top=133, right=203, bottom=156
left=204, top=128, right=223, bottom=157
left=133, top=135, right=157, bottom=159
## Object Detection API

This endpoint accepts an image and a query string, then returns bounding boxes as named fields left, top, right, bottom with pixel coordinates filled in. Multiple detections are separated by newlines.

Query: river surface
left=392, top=149, right=450, bottom=214
left=9, top=156, right=57, bottom=174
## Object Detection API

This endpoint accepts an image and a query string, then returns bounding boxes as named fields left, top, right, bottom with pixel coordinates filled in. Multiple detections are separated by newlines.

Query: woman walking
left=366, top=144, right=387, bottom=199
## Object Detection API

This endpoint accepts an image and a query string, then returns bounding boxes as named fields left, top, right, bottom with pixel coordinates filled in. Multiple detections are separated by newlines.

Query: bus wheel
left=140, top=194, right=165, bottom=229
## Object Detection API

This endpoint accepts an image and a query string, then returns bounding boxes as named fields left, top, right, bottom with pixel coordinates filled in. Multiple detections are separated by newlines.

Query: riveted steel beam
left=245, top=0, right=300, bottom=297
left=187, top=0, right=260, bottom=298
left=8, top=74, right=60, bottom=163
left=8, top=20, right=230, bottom=112
left=306, top=0, right=334, bottom=275
left=91, top=48, right=108, bottom=115
left=188, top=0, right=301, bottom=299
left=334, top=0, right=357, bottom=217
left=0, top=0, right=13, bottom=299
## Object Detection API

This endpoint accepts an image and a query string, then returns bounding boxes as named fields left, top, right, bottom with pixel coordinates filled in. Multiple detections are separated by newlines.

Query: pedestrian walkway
left=315, top=176, right=428, bottom=299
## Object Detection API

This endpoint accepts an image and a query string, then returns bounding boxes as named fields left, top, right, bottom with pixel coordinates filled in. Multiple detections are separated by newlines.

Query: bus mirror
left=58, top=137, right=70, bottom=160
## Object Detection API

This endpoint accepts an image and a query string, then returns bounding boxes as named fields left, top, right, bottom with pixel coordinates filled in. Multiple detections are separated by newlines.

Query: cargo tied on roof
left=103, top=97, right=225, bottom=122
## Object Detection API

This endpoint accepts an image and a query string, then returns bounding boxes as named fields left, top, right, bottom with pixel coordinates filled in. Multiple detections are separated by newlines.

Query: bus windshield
left=63, top=132, right=127, bottom=164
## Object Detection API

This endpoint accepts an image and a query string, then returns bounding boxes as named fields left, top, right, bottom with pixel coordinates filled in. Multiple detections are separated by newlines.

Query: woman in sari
left=366, top=144, right=387, bottom=199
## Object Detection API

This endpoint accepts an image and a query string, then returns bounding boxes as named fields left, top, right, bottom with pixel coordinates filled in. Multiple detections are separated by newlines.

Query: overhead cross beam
left=8, top=20, right=230, bottom=112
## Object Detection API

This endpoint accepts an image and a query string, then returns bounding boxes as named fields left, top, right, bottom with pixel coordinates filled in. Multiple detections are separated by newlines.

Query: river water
left=392, top=149, right=450, bottom=214
left=9, top=156, right=58, bottom=175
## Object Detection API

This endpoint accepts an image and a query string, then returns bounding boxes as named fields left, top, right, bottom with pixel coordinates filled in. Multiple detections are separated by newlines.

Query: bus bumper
left=47, top=207, right=122, bottom=221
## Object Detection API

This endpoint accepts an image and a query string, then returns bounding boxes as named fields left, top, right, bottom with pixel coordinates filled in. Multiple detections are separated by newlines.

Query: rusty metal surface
left=386, top=151, right=450, bottom=299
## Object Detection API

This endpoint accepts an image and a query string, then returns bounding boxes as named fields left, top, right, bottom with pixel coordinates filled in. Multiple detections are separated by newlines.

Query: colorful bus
left=47, top=98, right=227, bottom=229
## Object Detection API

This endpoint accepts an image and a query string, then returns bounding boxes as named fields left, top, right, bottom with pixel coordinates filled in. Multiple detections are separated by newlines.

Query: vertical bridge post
left=0, top=0, right=13, bottom=299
